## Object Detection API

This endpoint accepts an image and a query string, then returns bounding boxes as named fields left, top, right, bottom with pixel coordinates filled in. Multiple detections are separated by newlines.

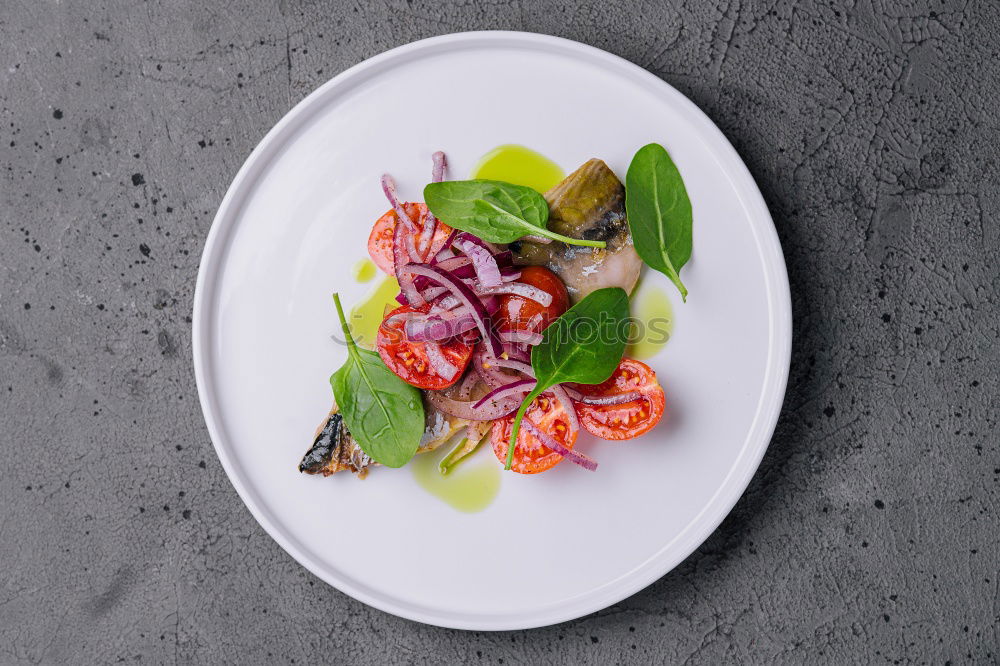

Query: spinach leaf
left=330, top=293, right=424, bottom=468
left=424, top=180, right=606, bottom=249
left=504, top=287, right=630, bottom=469
left=625, top=143, right=693, bottom=301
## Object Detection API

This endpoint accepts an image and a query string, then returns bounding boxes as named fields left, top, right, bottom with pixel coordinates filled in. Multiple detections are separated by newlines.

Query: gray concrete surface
left=1, top=1, right=998, bottom=663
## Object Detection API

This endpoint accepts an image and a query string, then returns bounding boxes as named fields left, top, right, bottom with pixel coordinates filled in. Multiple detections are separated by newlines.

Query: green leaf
left=330, top=294, right=424, bottom=468
left=424, top=180, right=607, bottom=248
left=625, top=143, right=693, bottom=301
left=505, top=287, right=631, bottom=469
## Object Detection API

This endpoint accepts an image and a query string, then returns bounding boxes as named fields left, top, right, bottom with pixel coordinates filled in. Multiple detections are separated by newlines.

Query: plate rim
left=192, top=30, right=792, bottom=630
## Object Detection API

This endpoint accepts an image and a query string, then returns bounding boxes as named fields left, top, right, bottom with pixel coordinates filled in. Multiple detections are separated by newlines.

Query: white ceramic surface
left=193, top=31, right=791, bottom=630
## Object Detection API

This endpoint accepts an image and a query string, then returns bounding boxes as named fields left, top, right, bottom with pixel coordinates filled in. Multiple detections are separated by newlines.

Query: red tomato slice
left=572, top=359, right=666, bottom=440
left=493, top=266, right=569, bottom=334
left=376, top=304, right=472, bottom=390
left=367, top=203, right=453, bottom=275
left=491, top=392, right=578, bottom=474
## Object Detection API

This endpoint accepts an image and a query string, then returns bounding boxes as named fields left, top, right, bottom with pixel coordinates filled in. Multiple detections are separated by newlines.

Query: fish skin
left=511, top=159, right=642, bottom=303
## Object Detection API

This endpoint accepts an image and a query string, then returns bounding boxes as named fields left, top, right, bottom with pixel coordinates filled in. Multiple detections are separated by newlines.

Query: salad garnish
left=302, top=144, right=691, bottom=479
left=503, top=287, right=631, bottom=470
left=625, top=143, right=694, bottom=300
left=329, top=293, right=425, bottom=467
left=425, top=180, right=608, bottom=248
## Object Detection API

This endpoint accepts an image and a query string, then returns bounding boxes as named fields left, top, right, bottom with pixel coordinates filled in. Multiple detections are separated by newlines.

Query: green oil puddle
left=471, top=144, right=564, bottom=193
left=349, top=275, right=399, bottom=349
left=411, top=444, right=501, bottom=513
left=352, top=257, right=377, bottom=282
left=627, top=285, right=674, bottom=360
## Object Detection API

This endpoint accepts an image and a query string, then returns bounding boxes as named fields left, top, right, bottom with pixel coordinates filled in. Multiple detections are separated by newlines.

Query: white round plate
left=193, top=31, right=791, bottom=630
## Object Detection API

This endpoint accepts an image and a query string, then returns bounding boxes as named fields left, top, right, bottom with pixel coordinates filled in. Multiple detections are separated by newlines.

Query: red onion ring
left=549, top=384, right=580, bottom=437
left=473, top=347, right=514, bottom=389
left=472, top=379, right=535, bottom=409
left=521, top=419, right=596, bottom=471
left=501, top=269, right=522, bottom=282
left=499, top=329, right=542, bottom=346
left=418, top=152, right=447, bottom=255
left=405, top=309, right=478, bottom=341
left=454, top=233, right=502, bottom=288
left=573, top=391, right=643, bottom=406
left=501, top=342, right=530, bottom=362
left=381, top=174, right=418, bottom=233
left=487, top=356, right=535, bottom=378
left=431, top=151, right=447, bottom=182
left=424, top=339, right=458, bottom=381
left=393, top=219, right=425, bottom=307
left=399, top=264, right=503, bottom=357
left=476, top=281, right=553, bottom=306
left=426, top=388, right=521, bottom=421
left=455, top=369, right=481, bottom=401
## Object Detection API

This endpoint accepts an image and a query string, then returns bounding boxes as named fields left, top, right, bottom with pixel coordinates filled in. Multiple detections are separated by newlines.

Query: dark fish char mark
left=298, top=411, right=344, bottom=475
left=298, top=406, right=372, bottom=477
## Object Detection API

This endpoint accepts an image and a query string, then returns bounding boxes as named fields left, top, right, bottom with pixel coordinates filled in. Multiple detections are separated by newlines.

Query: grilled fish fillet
left=511, top=158, right=642, bottom=302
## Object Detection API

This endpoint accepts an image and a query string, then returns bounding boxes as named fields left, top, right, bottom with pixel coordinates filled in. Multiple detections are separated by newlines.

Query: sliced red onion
left=455, top=369, right=480, bottom=401
left=393, top=223, right=425, bottom=307
left=453, top=231, right=496, bottom=258
left=406, top=310, right=478, bottom=341
left=428, top=294, right=497, bottom=316
left=522, top=419, right=597, bottom=471
left=434, top=255, right=472, bottom=273
left=480, top=295, right=500, bottom=314
left=400, top=264, right=503, bottom=357
left=439, top=228, right=458, bottom=253
left=488, top=356, right=535, bottom=378
left=573, top=391, right=643, bottom=406
left=501, top=342, right=530, bottom=362
left=426, top=389, right=521, bottom=421
left=454, top=233, right=502, bottom=288
left=501, top=268, right=522, bottom=282
left=432, top=248, right=454, bottom=264
left=383, top=308, right=423, bottom=327
left=381, top=174, right=418, bottom=234
left=473, top=379, right=535, bottom=409
left=424, top=340, right=458, bottom=381
left=499, top=329, right=542, bottom=346
left=418, top=212, right=437, bottom=257
left=417, top=153, right=446, bottom=256
left=422, top=286, right=450, bottom=303
left=431, top=151, right=447, bottom=182
left=550, top=384, right=580, bottom=437
left=492, top=250, right=514, bottom=267
left=476, top=281, right=553, bottom=307
left=430, top=294, right=462, bottom=311
left=526, top=313, right=544, bottom=332
left=473, top=347, right=513, bottom=389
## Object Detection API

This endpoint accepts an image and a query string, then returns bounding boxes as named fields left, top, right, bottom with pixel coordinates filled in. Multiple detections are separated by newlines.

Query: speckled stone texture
left=1, top=1, right=997, bottom=663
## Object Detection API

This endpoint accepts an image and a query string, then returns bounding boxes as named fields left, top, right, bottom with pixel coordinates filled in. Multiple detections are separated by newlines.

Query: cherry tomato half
left=491, top=392, right=578, bottom=474
left=494, top=266, right=569, bottom=334
left=376, top=304, right=473, bottom=390
left=571, top=359, right=665, bottom=440
left=367, top=203, right=453, bottom=275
